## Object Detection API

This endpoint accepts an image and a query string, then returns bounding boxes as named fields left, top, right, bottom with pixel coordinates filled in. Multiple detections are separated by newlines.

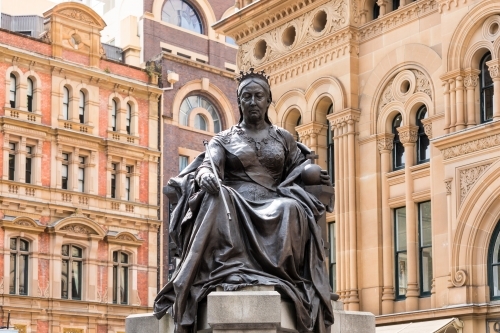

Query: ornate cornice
left=439, top=133, right=500, bottom=160
left=2, top=123, right=47, bottom=139
left=397, top=125, right=418, bottom=144
left=56, top=134, right=99, bottom=149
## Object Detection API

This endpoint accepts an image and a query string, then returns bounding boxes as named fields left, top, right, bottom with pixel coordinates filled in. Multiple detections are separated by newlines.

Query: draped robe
left=154, top=125, right=333, bottom=332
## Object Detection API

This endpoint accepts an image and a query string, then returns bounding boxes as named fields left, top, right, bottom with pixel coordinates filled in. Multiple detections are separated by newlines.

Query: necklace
left=236, top=126, right=271, bottom=157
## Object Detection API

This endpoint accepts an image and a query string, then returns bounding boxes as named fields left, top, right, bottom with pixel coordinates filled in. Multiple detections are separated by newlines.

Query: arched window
left=373, top=2, right=380, bottom=20
left=27, top=78, right=33, bottom=112
left=489, top=221, right=500, bottom=300
left=10, top=74, right=17, bottom=108
left=416, top=106, right=430, bottom=164
left=63, top=86, right=70, bottom=120
left=179, top=95, right=221, bottom=133
left=111, top=99, right=118, bottom=131
left=480, top=52, right=494, bottom=123
left=162, top=0, right=203, bottom=34
left=194, top=114, right=207, bottom=131
left=392, top=114, right=404, bottom=170
left=9, top=237, right=29, bottom=295
left=79, top=90, right=85, bottom=124
left=61, top=244, right=83, bottom=300
left=113, top=251, right=129, bottom=304
left=126, top=103, right=132, bottom=134
left=327, top=104, right=334, bottom=184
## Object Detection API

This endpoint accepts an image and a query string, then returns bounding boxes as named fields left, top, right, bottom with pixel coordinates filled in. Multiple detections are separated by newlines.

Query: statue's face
left=238, top=79, right=271, bottom=124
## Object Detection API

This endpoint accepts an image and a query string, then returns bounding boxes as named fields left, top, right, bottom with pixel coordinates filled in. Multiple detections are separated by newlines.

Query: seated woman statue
left=154, top=69, right=334, bottom=333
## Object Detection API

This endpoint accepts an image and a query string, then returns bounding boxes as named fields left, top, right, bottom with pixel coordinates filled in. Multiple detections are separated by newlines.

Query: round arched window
left=179, top=95, right=221, bottom=133
left=162, top=0, right=203, bottom=34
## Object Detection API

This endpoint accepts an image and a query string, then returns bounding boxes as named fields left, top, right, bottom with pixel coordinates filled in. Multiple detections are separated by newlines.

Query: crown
left=236, top=67, right=270, bottom=84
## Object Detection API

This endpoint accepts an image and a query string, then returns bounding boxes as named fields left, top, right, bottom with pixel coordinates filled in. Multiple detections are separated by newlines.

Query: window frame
left=79, top=90, right=86, bottom=124
left=63, top=86, right=70, bottom=120
left=61, top=244, right=83, bottom=300
left=416, top=106, right=430, bottom=165
left=394, top=206, right=407, bottom=300
left=78, top=156, right=86, bottom=193
left=480, top=52, right=494, bottom=124
left=392, top=114, right=405, bottom=171
left=112, top=250, right=130, bottom=305
left=418, top=201, right=432, bottom=297
left=8, top=142, right=16, bottom=181
left=126, top=103, right=132, bottom=134
left=111, top=162, right=117, bottom=199
left=111, top=99, right=118, bottom=131
left=62, top=153, right=69, bottom=190
left=179, top=95, right=222, bottom=133
left=161, top=0, right=204, bottom=34
left=26, top=146, right=33, bottom=184
left=125, top=165, right=132, bottom=201
left=27, top=78, right=34, bottom=112
left=488, top=220, right=500, bottom=301
left=9, top=73, right=17, bottom=108
left=9, top=237, right=29, bottom=296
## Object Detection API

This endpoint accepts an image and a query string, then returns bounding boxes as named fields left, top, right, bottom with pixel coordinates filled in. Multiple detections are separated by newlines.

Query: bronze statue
left=154, top=69, right=334, bottom=333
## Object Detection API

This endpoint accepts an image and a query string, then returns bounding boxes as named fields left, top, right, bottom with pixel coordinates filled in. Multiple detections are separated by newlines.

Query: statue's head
left=236, top=68, right=272, bottom=125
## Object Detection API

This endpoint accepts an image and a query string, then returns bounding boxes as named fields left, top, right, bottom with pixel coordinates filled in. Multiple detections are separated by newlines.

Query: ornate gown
left=154, top=125, right=333, bottom=332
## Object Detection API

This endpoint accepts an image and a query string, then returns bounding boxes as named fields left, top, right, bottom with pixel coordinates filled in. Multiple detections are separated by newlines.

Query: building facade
left=0, top=2, right=162, bottom=332
left=215, top=0, right=500, bottom=331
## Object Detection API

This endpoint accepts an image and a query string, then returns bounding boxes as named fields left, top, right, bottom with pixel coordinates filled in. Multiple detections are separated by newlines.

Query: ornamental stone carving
left=464, top=74, right=478, bottom=88
left=444, top=179, right=452, bottom=195
left=397, top=125, right=418, bottom=144
left=459, top=163, right=492, bottom=204
left=60, top=223, right=96, bottom=235
left=488, top=64, right=500, bottom=79
left=14, top=219, right=33, bottom=227
left=117, top=234, right=135, bottom=241
left=59, top=9, right=96, bottom=25
left=451, top=269, right=467, bottom=287
left=238, top=0, right=347, bottom=69
left=377, top=134, right=395, bottom=152
left=441, top=134, right=500, bottom=159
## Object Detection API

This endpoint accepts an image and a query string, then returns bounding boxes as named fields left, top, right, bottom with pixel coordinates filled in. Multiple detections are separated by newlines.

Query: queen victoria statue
left=154, top=69, right=334, bottom=333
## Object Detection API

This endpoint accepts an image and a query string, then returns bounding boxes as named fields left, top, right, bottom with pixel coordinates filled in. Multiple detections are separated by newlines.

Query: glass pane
left=20, top=239, right=29, bottom=251
left=330, top=263, right=336, bottom=294
left=484, top=86, right=494, bottom=122
left=121, top=266, right=128, bottom=304
left=121, top=253, right=128, bottom=264
left=27, top=78, right=33, bottom=96
left=420, top=202, right=432, bottom=247
left=418, top=134, right=430, bottom=162
left=395, top=207, right=407, bottom=251
left=394, top=142, right=405, bottom=169
left=397, top=252, right=408, bottom=297
left=113, top=251, right=118, bottom=262
left=483, top=53, right=493, bottom=87
left=421, top=247, right=433, bottom=293
left=10, top=238, right=17, bottom=251
left=113, top=265, right=117, bottom=303
left=62, top=245, right=69, bottom=256
left=71, top=261, right=82, bottom=299
left=9, top=254, right=16, bottom=294
left=72, top=246, right=82, bottom=258
left=61, top=259, right=69, bottom=298
left=62, top=164, right=68, bottom=178
left=494, top=264, right=500, bottom=297
left=179, top=156, right=188, bottom=172
left=194, top=114, right=207, bottom=131
left=494, top=231, right=500, bottom=264
left=161, top=0, right=202, bottom=34
left=19, top=254, right=28, bottom=295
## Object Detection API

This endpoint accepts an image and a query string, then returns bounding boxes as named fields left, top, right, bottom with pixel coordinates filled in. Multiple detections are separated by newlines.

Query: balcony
left=58, top=119, right=94, bottom=134
left=107, top=130, right=138, bottom=144
left=5, top=107, right=41, bottom=123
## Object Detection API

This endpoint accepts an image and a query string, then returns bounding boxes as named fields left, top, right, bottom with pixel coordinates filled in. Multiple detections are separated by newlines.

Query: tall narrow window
left=125, top=165, right=132, bottom=201
left=113, top=251, right=129, bottom=304
left=126, top=103, right=132, bottom=134
left=416, top=106, right=430, bottom=164
left=480, top=52, right=494, bottom=123
left=62, top=153, right=69, bottom=190
left=373, top=2, right=380, bottom=20
left=61, top=244, right=83, bottom=300
left=161, top=0, right=203, bottom=34
left=111, top=99, right=117, bottom=131
left=394, top=207, right=407, bottom=299
left=111, top=163, right=117, bottom=199
left=392, top=114, right=405, bottom=170
left=27, top=78, right=33, bottom=112
left=419, top=201, right=432, bottom=296
left=63, top=87, right=70, bottom=120
left=78, top=156, right=85, bottom=192
left=9, top=74, right=16, bottom=108
left=79, top=90, right=85, bottom=124
left=328, top=222, right=337, bottom=293
left=9, top=237, right=29, bottom=295
left=8, top=143, right=16, bottom=181
left=26, top=146, right=33, bottom=184
left=179, top=156, right=188, bottom=173
left=327, top=105, right=334, bottom=184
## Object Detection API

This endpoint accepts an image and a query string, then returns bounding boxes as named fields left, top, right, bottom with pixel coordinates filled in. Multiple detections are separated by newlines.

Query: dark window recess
left=416, top=106, right=430, bottom=164
left=196, top=58, right=206, bottom=63
left=177, top=52, right=191, bottom=59
left=8, top=143, right=16, bottom=181
left=392, top=114, right=405, bottom=170
left=480, top=52, right=494, bottom=124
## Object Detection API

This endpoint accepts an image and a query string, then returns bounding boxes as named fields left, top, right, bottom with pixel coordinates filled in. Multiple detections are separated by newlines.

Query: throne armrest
left=304, top=185, right=335, bottom=257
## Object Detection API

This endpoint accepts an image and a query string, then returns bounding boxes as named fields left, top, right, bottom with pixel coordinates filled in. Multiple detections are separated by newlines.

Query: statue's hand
left=199, top=172, right=221, bottom=194
left=320, top=170, right=332, bottom=186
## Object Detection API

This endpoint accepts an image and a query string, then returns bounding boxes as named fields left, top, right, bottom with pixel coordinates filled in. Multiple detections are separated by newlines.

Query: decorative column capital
left=295, top=121, right=326, bottom=139
left=397, top=125, right=419, bottom=145
left=376, top=133, right=394, bottom=152
left=487, top=59, right=500, bottom=79
left=326, top=108, right=361, bottom=130
left=420, top=118, right=433, bottom=139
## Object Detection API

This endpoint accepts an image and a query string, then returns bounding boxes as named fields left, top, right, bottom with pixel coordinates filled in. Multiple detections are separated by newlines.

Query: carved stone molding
left=441, top=134, right=500, bottom=160
left=450, top=269, right=467, bottom=287
left=487, top=59, right=500, bottom=79
left=60, top=223, right=96, bottom=235
left=327, top=109, right=361, bottom=127
left=2, top=123, right=47, bottom=139
left=420, top=118, right=433, bottom=139
left=459, top=163, right=492, bottom=204
left=59, top=9, right=97, bottom=25
left=444, top=178, right=452, bottom=195
left=397, top=125, right=418, bottom=144
left=464, top=74, right=478, bottom=88
left=376, top=133, right=395, bottom=152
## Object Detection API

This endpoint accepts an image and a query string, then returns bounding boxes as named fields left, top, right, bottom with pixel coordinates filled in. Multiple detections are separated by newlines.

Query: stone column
left=455, top=76, right=465, bottom=130
left=377, top=0, right=388, bottom=16
left=88, top=151, right=96, bottom=195
left=445, top=179, right=453, bottom=288
left=377, top=133, right=395, bottom=314
left=397, top=125, right=419, bottom=311
left=449, top=79, right=456, bottom=132
left=333, top=123, right=345, bottom=300
left=347, top=119, right=359, bottom=310
left=2, top=133, right=10, bottom=180
left=119, top=157, right=127, bottom=200
left=18, top=137, right=27, bottom=183
left=487, top=60, right=500, bottom=120
left=443, top=80, right=450, bottom=133
left=34, top=140, right=43, bottom=186
left=133, top=161, right=141, bottom=202
left=464, top=72, right=479, bottom=127
left=71, top=147, right=80, bottom=191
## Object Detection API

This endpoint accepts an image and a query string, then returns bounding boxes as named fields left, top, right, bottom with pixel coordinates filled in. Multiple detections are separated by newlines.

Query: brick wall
left=98, top=151, right=107, bottom=196
left=62, top=49, right=90, bottom=67
left=0, top=29, right=51, bottom=56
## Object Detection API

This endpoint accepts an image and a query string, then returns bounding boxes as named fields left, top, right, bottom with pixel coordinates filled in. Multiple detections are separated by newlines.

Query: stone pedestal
left=125, top=288, right=375, bottom=333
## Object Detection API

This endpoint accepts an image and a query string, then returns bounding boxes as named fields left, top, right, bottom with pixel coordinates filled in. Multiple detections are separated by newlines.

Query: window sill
left=178, top=124, right=217, bottom=136
left=5, top=107, right=41, bottom=123
left=58, top=119, right=94, bottom=134
left=107, top=130, right=139, bottom=145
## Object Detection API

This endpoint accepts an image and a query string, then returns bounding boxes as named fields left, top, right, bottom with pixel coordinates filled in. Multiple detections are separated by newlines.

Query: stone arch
left=171, top=79, right=235, bottom=130
left=405, top=92, right=434, bottom=125
left=45, top=2, right=106, bottom=29
left=361, top=43, right=441, bottom=135
left=310, top=94, right=334, bottom=124
left=452, top=159, right=500, bottom=296
left=48, top=215, right=106, bottom=238
left=152, top=0, right=217, bottom=39
left=446, top=0, right=500, bottom=71
left=275, top=89, right=306, bottom=126
left=377, top=101, right=406, bottom=134
left=282, top=107, right=303, bottom=138
left=75, top=82, right=96, bottom=103
left=463, top=41, right=494, bottom=70
left=305, top=76, right=345, bottom=118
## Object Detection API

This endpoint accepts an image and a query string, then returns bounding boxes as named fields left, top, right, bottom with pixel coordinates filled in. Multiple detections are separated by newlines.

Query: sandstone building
left=0, top=2, right=162, bottom=332
left=214, top=0, right=500, bottom=331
